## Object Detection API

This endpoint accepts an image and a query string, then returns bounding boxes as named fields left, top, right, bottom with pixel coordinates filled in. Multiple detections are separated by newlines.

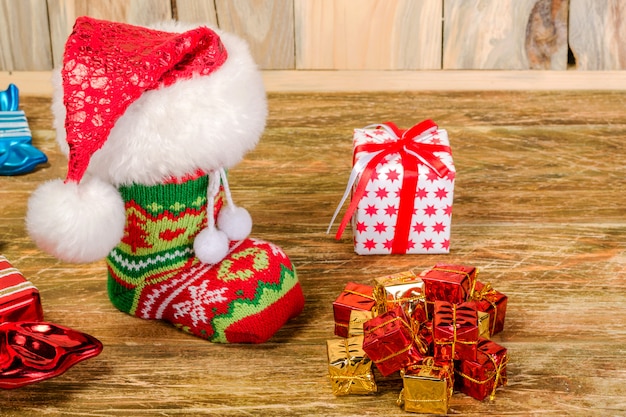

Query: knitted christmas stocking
left=105, top=174, right=304, bottom=343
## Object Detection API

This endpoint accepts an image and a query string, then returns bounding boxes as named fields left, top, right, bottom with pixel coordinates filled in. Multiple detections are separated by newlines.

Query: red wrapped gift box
left=329, top=120, right=455, bottom=255
left=455, top=338, right=508, bottom=401
left=333, top=282, right=377, bottom=337
left=421, top=264, right=477, bottom=309
left=362, top=306, right=423, bottom=376
left=433, top=301, right=479, bottom=362
left=0, top=256, right=44, bottom=323
left=470, top=281, right=508, bottom=336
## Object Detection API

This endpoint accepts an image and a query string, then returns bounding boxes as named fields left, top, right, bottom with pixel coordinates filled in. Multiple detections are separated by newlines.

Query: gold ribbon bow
left=471, top=282, right=495, bottom=301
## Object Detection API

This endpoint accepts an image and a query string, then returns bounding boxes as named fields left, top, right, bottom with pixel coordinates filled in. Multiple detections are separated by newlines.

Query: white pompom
left=26, top=177, right=126, bottom=263
left=217, top=206, right=252, bottom=241
left=193, top=227, right=230, bottom=265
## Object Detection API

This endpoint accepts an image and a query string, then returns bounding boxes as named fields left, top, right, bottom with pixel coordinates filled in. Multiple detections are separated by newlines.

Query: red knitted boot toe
left=142, top=238, right=304, bottom=343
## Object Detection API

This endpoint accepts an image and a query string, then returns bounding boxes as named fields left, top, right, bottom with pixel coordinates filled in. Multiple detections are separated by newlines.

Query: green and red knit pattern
left=106, top=175, right=304, bottom=343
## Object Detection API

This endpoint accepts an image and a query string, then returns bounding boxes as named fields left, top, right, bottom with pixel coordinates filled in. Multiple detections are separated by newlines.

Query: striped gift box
left=0, top=110, right=32, bottom=142
left=0, top=255, right=44, bottom=323
left=0, top=84, right=48, bottom=175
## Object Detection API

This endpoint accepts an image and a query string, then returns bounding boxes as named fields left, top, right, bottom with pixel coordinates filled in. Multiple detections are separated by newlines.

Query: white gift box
left=330, top=121, right=455, bottom=255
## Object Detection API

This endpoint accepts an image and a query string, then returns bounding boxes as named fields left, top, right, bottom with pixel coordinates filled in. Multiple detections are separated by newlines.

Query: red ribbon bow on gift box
left=328, top=120, right=452, bottom=254
left=0, top=321, right=103, bottom=389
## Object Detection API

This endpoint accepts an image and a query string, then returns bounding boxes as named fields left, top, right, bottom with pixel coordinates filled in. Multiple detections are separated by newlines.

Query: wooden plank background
left=443, top=0, right=569, bottom=70
left=0, top=0, right=52, bottom=71
left=46, top=0, right=173, bottom=69
left=219, top=0, right=295, bottom=69
left=569, top=0, right=626, bottom=70
left=294, top=0, right=442, bottom=70
left=1, top=0, right=626, bottom=71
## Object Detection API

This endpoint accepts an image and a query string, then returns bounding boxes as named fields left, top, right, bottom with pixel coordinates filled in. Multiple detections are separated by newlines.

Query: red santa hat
left=63, top=16, right=228, bottom=184
left=26, top=17, right=237, bottom=263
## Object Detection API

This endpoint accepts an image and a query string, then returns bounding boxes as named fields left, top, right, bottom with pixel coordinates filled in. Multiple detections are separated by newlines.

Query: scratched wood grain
left=525, top=0, right=569, bottom=69
left=173, top=0, right=218, bottom=26
left=215, top=0, right=295, bottom=69
left=569, top=0, right=626, bottom=70
left=443, top=0, right=569, bottom=70
left=294, top=0, right=443, bottom=69
left=1, top=90, right=625, bottom=415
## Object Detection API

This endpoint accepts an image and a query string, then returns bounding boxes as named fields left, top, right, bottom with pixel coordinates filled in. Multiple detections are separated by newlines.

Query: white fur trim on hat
left=51, top=23, right=267, bottom=187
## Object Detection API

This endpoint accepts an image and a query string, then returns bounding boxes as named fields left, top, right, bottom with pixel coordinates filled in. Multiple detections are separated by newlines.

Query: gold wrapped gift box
left=398, top=357, right=453, bottom=415
left=373, top=270, right=428, bottom=323
left=327, top=335, right=377, bottom=396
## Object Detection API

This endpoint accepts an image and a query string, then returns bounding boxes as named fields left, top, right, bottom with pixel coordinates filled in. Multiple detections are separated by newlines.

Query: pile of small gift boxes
left=0, top=255, right=102, bottom=389
left=326, top=263, right=508, bottom=414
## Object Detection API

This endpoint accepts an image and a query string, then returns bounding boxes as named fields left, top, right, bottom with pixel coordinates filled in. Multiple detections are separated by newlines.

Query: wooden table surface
left=1, top=91, right=625, bottom=416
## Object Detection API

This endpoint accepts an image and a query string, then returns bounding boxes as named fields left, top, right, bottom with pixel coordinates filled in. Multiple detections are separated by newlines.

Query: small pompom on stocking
left=106, top=172, right=305, bottom=343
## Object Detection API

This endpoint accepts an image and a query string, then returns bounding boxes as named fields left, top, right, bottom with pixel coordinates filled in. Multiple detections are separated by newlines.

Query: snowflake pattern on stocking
left=172, top=282, right=228, bottom=327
